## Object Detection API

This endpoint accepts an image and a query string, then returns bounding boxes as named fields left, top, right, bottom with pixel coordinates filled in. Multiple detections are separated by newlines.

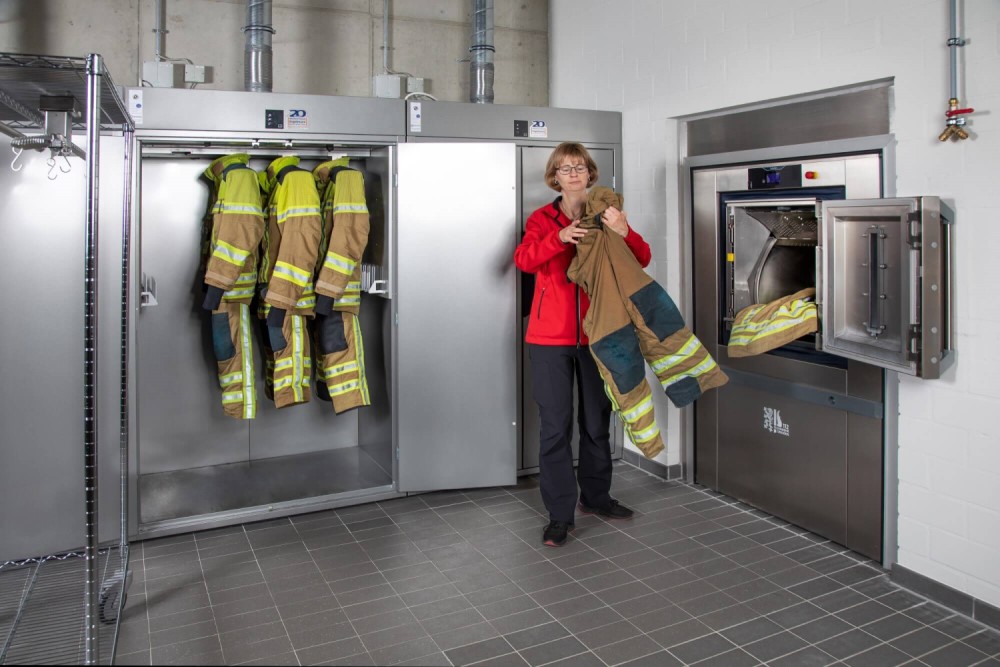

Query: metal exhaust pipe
left=469, top=0, right=494, bottom=103
left=244, top=0, right=274, bottom=92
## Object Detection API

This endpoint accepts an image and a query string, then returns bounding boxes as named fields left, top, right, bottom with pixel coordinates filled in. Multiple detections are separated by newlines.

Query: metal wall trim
left=722, top=367, right=883, bottom=420
left=135, top=485, right=399, bottom=540
left=684, top=135, right=895, bottom=170
left=684, top=85, right=891, bottom=156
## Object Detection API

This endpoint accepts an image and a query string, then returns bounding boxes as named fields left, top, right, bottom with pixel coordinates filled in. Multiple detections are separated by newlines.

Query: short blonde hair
left=544, top=142, right=598, bottom=192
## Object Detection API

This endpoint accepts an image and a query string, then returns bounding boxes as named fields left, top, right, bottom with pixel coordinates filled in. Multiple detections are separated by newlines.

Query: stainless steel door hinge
left=907, top=324, right=921, bottom=360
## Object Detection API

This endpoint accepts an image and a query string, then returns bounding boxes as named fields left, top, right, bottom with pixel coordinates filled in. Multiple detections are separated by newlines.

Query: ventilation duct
left=469, top=0, right=494, bottom=104
left=243, top=0, right=274, bottom=93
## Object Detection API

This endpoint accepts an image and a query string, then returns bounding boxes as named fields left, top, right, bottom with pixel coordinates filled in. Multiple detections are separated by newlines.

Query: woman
left=514, top=142, right=652, bottom=547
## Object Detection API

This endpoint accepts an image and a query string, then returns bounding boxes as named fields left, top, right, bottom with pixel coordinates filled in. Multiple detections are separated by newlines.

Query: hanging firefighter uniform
left=728, top=287, right=818, bottom=357
left=312, top=158, right=371, bottom=413
left=567, top=187, right=729, bottom=459
left=201, top=154, right=266, bottom=420
left=258, top=156, right=323, bottom=409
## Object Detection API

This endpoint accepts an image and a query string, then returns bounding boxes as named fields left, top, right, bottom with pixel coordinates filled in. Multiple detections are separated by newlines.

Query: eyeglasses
left=556, top=164, right=588, bottom=175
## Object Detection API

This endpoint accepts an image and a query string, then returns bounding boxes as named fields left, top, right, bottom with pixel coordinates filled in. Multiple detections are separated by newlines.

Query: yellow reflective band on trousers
left=263, top=312, right=312, bottom=408
left=213, top=302, right=257, bottom=419
left=660, top=355, right=720, bottom=391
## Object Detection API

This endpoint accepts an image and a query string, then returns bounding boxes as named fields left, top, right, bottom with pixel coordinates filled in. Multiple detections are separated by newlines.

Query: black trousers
left=528, top=344, right=613, bottom=523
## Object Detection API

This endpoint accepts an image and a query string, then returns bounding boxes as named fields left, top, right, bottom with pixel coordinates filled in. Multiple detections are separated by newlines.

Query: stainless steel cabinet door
left=818, top=197, right=954, bottom=378
left=396, top=143, right=518, bottom=491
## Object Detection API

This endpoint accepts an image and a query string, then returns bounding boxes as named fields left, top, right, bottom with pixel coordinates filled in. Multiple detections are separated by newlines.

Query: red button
left=804, top=171, right=818, bottom=179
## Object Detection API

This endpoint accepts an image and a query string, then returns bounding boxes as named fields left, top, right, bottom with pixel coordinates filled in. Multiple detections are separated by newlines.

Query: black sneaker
left=542, top=520, right=573, bottom=547
left=578, top=498, right=634, bottom=520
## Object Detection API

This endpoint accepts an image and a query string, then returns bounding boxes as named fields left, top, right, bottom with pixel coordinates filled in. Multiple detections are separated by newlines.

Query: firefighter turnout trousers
left=203, top=154, right=266, bottom=419
left=567, top=187, right=729, bottom=459
left=256, top=156, right=324, bottom=408
left=258, top=303, right=313, bottom=408
left=311, top=159, right=372, bottom=413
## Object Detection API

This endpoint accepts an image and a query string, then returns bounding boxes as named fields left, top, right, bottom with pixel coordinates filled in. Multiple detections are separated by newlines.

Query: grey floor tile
left=444, top=636, right=516, bottom=666
left=919, top=640, right=989, bottom=667
left=816, top=627, right=882, bottom=660
left=768, top=645, right=838, bottom=666
left=842, top=642, right=914, bottom=667
left=591, top=633, right=662, bottom=667
left=118, top=468, right=1000, bottom=667
left=742, top=630, right=809, bottom=662
left=432, top=619, right=501, bottom=652
left=504, top=620, right=571, bottom=651
left=691, top=647, right=759, bottom=666
left=667, top=632, right=737, bottom=664
left=720, top=616, right=785, bottom=645
left=648, top=618, right=715, bottom=649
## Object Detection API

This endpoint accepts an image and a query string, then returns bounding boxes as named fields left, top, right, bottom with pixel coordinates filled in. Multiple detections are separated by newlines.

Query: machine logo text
left=763, top=407, right=789, bottom=436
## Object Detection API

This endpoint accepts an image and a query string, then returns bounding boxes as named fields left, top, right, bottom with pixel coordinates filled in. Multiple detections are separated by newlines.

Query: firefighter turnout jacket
left=202, top=154, right=266, bottom=420
left=515, top=198, right=652, bottom=346
left=567, top=187, right=729, bottom=459
left=728, top=287, right=818, bottom=357
left=311, top=159, right=372, bottom=413
left=257, top=156, right=323, bottom=408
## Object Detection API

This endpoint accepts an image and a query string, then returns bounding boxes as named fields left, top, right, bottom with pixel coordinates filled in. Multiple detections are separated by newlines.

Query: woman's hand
left=602, top=206, right=629, bottom=237
left=559, top=219, right=589, bottom=245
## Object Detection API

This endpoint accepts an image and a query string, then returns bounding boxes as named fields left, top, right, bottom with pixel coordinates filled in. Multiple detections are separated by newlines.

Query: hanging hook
left=60, top=153, right=72, bottom=174
left=11, top=146, right=23, bottom=172
left=47, top=155, right=59, bottom=180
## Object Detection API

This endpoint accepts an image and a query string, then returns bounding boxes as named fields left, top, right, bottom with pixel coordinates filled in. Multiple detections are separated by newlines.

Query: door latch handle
left=140, top=273, right=158, bottom=307
left=367, top=279, right=388, bottom=295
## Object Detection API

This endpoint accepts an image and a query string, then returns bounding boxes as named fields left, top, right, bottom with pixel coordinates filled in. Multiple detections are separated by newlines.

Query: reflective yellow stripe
left=219, top=201, right=264, bottom=216
left=234, top=272, right=257, bottom=285
left=273, top=261, right=311, bottom=287
left=221, top=391, right=244, bottom=404
left=239, top=304, right=256, bottom=419
left=324, top=252, right=355, bottom=276
left=212, top=240, right=248, bottom=266
left=222, top=286, right=255, bottom=300
left=291, top=316, right=305, bottom=403
left=628, top=423, right=660, bottom=444
left=332, top=202, right=368, bottom=214
left=322, top=361, right=359, bottom=380
left=650, top=335, right=701, bottom=374
left=621, top=396, right=653, bottom=423
left=660, top=356, right=719, bottom=389
left=353, top=315, right=370, bottom=404
left=277, top=205, right=321, bottom=223
left=219, top=371, right=242, bottom=386
left=329, top=379, right=360, bottom=395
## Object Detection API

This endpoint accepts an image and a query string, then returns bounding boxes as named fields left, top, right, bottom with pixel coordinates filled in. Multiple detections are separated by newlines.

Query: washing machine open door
left=816, top=197, right=954, bottom=378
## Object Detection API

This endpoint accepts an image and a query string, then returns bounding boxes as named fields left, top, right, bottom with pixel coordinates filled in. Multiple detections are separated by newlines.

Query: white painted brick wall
left=551, top=0, right=1000, bottom=607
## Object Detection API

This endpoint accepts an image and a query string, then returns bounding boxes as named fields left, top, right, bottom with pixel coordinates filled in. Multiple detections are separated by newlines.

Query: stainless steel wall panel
left=847, top=410, right=884, bottom=560
left=1, top=137, right=126, bottom=561
left=395, top=142, right=518, bottom=492
left=409, top=100, right=622, bottom=145
left=128, top=88, right=405, bottom=138
left=137, top=157, right=250, bottom=474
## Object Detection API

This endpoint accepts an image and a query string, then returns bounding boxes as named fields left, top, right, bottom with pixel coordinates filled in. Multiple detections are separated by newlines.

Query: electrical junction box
left=184, top=64, right=206, bottom=84
left=374, top=74, right=403, bottom=99
left=406, top=77, right=426, bottom=94
left=142, top=60, right=184, bottom=88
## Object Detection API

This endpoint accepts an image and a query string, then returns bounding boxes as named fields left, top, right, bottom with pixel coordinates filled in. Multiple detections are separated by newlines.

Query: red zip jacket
left=515, top=197, right=652, bottom=346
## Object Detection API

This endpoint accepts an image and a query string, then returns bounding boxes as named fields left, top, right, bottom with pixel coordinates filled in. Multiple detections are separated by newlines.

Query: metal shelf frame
left=0, top=52, right=135, bottom=665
